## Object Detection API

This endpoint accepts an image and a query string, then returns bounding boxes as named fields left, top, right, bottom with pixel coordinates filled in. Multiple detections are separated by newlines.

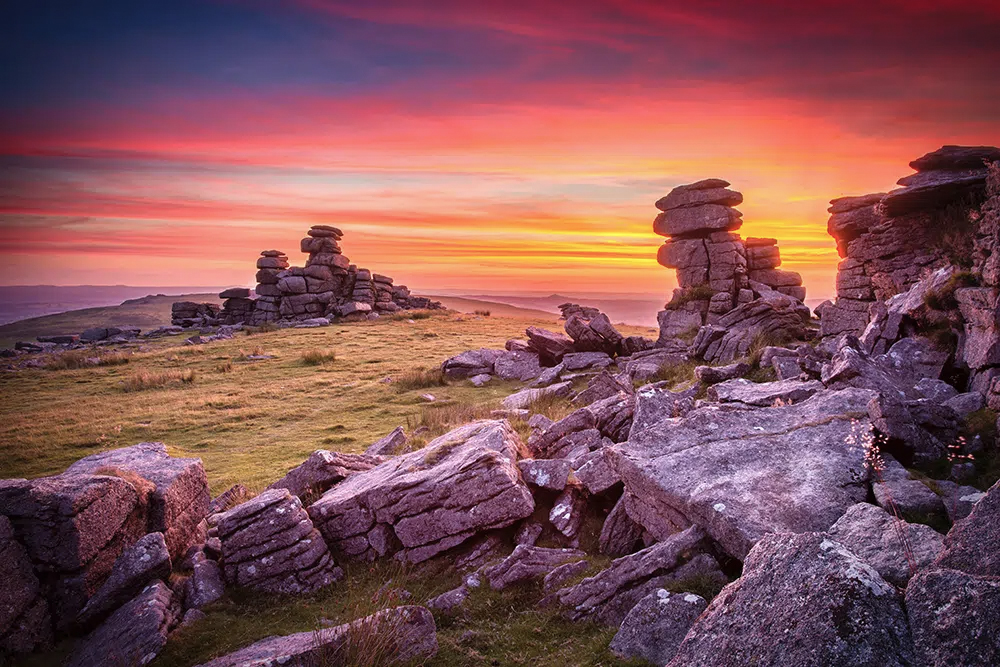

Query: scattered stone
left=525, top=327, right=575, bottom=365
left=873, top=457, right=947, bottom=526
left=365, top=426, right=408, bottom=456
left=442, top=348, right=504, bottom=379
left=183, top=550, right=224, bottom=609
left=610, top=589, right=707, bottom=666
left=694, top=362, right=749, bottom=385
left=469, top=373, right=492, bottom=387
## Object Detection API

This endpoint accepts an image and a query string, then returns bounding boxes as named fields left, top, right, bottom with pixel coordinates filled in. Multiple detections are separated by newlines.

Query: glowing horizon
left=2, top=1, right=999, bottom=299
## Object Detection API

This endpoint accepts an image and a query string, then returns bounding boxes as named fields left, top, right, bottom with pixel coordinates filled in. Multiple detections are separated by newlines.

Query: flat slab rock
left=309, top=420, right=534, bottom=563
left=66, top=441, right=210, bottom=561
left=67, top=580, right=177, bottom=667
left=708, top=377, right=823, bottom=406
left=194, top=605, right=438, bottom=667
left=610, top=589, right=707, bottom=666
left=482, top=545, right=586, bottom=590
left=211, top=488, right=341, bottom=594
left=668, top=532, right=915, bottom=667
left=615, top=388, right=873, bottom=560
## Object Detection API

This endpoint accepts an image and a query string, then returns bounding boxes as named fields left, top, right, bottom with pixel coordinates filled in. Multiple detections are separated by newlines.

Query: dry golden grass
left=300, top=348, right=337, bottom=366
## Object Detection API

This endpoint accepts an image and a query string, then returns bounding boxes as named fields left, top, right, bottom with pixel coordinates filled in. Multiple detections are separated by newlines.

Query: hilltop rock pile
left=653, top=179, right=806, bottom=350
left=170, top=301, right=219, bottom=328
left=821, top=145, right=1000, bottom=338
left=249, top=250, right=287, bottom=324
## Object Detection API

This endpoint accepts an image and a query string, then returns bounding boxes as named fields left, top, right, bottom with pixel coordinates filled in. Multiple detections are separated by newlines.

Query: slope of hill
left=0, top=285, right=229, bottom=325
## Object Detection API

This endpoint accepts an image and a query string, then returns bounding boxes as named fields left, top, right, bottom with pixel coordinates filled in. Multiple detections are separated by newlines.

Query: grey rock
left=211, top=488, right=341, bottom=594
left=441, top=348, right=504, bottom=379
left=616, top=389, right=874, bottom=559
left=599, top=496, right=643, bottom=557
left=873, top=457, right=947, bottom=526
left=525, top=327, right=575, bottom=365
left=708, top=377, right=823, bottom=406
left=483, top=545, right=586, bottom=590
left=309, top=420, right=534, bottom=563
left=0, top=515, right=51, bottom=653
left=668, top=532, right=913, bottom=667
left=543, top=559, right=590, bottom=592
left=695, top=362, right=750, bottom=385
left=183, top=551, right=223, bottom=609
left=194, top=605, right=438, bottom=667
left=944, top=391, right=985, bottom=417
left=67, top=581, right=177, bottom=667
left=936, top=480, right=985, bottom=523
left=654, top=204, right=743, bottom=237
left=656, top=180, right=741, bottom=211
left=551, top=525, right=711, bottom=625
left=549, top=487, right=587, bottom=540
left=518, top=458, right=571, bottom=491
left=573, top=448, right=619, bottom=495
left=561, top=351, right=613, bottom=372
left=515, top=521, right=544, bottom=547
left=502, top=381, right=573, bottom=410
left=914, top=377, right=959, bottom=403
left=628, top=385, right=697, bottom=440
left=827, top=503, right=944, bottom=586
left=469, top=373, right=492, bottom=387
left=611, top=589, right=707, bottom=666
left=905, top=567, right=1000, bottom=667
left=494, top=350, right=543, bottom=381
left=77, top=532, right=172, bottom=629
left=936, top=477, right=1000, bottom=576
left=66, top=442, right=210, bottom=561
left=208, top=484, right=251, bottom=515
left=365, top=426, right=408, bottom=456
left=268, top=450, right=384, bottom=500
left=881, top=166, right=990, bottom=217
left=910, top=145, right=1000, bottom=171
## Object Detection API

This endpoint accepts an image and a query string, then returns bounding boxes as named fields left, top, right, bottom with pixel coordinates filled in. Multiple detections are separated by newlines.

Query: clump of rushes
left=44, top=349, right=130, bottom=370
left=301, top=349, right=337, bottom=366
left=121, top=369, right=196, bottom=392
left=394, top=367, right=448, bottom=391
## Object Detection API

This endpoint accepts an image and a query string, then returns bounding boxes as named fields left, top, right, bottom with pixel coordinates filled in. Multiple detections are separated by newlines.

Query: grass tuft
left=121, top=369, right=196, bottom=392
left=301, top=349, right=337, bottom=366
left=394, top=367, right=448, bottom=392
left=44, top=349, right=130, bottom=370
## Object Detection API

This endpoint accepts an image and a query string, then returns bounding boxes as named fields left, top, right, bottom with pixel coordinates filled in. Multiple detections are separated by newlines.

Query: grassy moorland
left=3, top=308, right=659, bottom=667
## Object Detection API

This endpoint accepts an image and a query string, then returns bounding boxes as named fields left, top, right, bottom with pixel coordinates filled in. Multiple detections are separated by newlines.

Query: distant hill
left=0, top=293, right=221, bottom=349
left=463, top=293, right=665, bottom=327
left=425, top=295, right=558, bottom=320
left=0, top=285, right=230, bottom=326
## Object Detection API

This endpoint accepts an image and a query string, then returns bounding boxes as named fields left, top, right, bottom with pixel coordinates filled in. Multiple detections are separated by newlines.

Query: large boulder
left=610, top=589, right=707, bottom=666
left=66, top=442, right=210, bottom=561
left=614, top=389, right=873, bottom=559
left=525, top=327, right=575, bottom=365
left=441, top=348, right=504, bottom=379
left=827, top=503, right=943, bottom=587
left=66, top=581, right=177, bottom=667
left=309, top=420, right=534, bottom=563
left=76, top=532, right=171, bottom=629
left=193, top=605, right=438, bottom=667
left=493, top=350, right=543, bottom=381
left=0, top=515, right=51, bottom=653
left=655, top=179, right=742, bottom=211
left=210, top=488, right=342, bottom=594
left=654, top=204, right=743, bottom=237
left=905, top=568, right=1000, bottom=667
left=0, top=473, right=148, bottom=627
left=667, top=532, right=914, bottom=667
left=268, top=450, right=384, bottom=500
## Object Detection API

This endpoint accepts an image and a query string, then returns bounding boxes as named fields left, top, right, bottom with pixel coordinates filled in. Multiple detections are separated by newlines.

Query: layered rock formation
left=822, top=145, right=1000, bottom=337
left=654, top=179, right=805, bottom=342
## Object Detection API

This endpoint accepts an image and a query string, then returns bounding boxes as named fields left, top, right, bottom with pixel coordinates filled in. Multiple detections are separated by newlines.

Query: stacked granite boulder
left=821, top=145, right=1000, bottom=338
left=170, top=302, right=219, bottom=328
left=275, top=226, right=348, bottom=320
left=653, top=179, right=805, bottom=343
left=218, top=288, right=254, bottom=325
left=250, top=250, right=287, bottom=324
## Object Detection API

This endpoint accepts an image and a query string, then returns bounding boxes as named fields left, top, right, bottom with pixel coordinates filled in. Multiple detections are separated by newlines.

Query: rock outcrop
left=610, top=588, right=707, bottom=666
left=308, top=420, right=535, bottom=563
left=0, top=515, right=51, bottom=654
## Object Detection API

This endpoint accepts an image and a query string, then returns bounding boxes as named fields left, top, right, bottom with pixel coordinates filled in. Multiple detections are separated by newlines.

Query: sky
left=2, top=1, right=999, bottom=300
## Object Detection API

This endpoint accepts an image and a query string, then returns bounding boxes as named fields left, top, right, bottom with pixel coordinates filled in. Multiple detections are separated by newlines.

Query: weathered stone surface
left=629, top=385, right=697, bottom=440
left=365, top=426, right=408, bottom=456
left=66, top=442, right=210, bottom=561
left=183, top=550, right=223, bottom=609
left=194, top=605, right=438, bottom=667
left=67, top=581, right=177, bottom=667
left=561, top=351, right=613, bottom=372
left=656, top=183, right=742, bottom=211
left=309, top=421, right=534, bottom=563
left=694, top=362, right=749, bottom=385
left=691, top=291, right=808, bottom=364
left=657, top=304, right=705, bottom=340
left=494, top=350, right=543, bottom=381
left=910, top=145, right=1000, bottom=171
left=905, top=567, right=1000, bottom=667
left=518, top=458, right=571, bottom=491
left=551, top=525, right=712, bottom=625
left=624, top=345, right=690, bottom=381
left=668, top=532, right=913, bottom=667
left=616, top=389, right=873, bottom=559
left=526, top=326, right=575, bottom=365
left=549, top=486, right=587, bottom=540
left=77, top=532, right=171, bottom=629
left=599, top=496, right=643, bottom=557
left=268, top=450, right=384, bottom=500
left=654, top=204, right=742, bottom=237
left=502, top=381, right=573, bottom=410
left=0, top=515, right=51, bottom=653
left=441, top=348, right=504, bottom=379
left=708, top=378, right=823, bottom=406
left=543, top=559, right=590, bottom=593
left=610, top=589, right=707, bottom=666
left=0, top=473, right=146, bottom=627
left=882, top=166, right=989, bottom=217
left=208, top=484, right=250, bottom=515
left=936, top=478, right=1000, bottom=576
left=573, top=448, right=619, bottom=495
left=873, top=457, right=947, bottom=525
left=212, top=488, right=341, bottom=594
left=483, top=545, right=586, bottom=590
left=827, top=503, right=943, bottom=586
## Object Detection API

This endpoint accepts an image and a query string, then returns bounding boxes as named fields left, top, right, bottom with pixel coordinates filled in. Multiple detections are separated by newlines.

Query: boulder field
left=2, top=146, right=1000, bottom=666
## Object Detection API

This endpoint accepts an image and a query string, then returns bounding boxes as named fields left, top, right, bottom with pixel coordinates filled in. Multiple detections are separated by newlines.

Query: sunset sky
left=2, top=1, right=999, bottom=300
